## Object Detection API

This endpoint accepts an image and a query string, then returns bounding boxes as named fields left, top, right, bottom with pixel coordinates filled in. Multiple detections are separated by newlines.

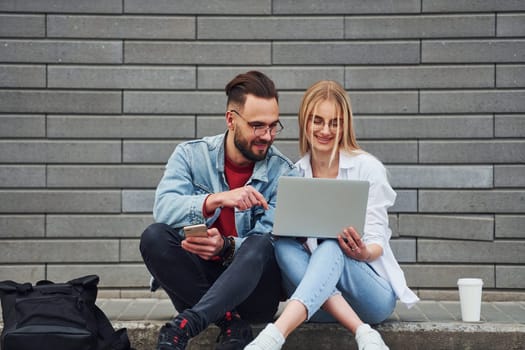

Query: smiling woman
left=245, top=80, right=419, bottom=350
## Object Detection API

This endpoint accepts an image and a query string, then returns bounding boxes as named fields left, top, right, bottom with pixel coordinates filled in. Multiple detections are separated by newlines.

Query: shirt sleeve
left=153, top=144, right=208, bottom=227
left=361, top=157, right=396, bottom=249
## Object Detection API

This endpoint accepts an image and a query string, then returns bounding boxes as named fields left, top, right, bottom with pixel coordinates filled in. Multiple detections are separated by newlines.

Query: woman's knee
left=274, top=238, right=302, bottom=265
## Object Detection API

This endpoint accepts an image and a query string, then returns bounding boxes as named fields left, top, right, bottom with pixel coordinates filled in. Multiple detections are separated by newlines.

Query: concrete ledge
left=2, top=300, right=524, bottom=349
left=115, top=320, right=525, bottom=350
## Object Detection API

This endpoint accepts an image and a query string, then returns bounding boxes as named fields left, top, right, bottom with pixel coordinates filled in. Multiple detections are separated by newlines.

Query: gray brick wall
left=0, top=1, right=524, bottom=298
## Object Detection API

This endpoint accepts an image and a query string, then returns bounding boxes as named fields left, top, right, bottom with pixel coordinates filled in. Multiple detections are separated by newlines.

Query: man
left=140, top=71, right=298, bottom=350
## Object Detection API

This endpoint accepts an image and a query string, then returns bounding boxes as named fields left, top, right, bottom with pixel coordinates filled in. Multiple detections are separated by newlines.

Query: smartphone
left=183, top=224, right=208, bottom=238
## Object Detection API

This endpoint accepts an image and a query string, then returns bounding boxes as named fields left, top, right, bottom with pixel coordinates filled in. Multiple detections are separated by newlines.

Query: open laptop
left=272, top=176, right=369, bottom=238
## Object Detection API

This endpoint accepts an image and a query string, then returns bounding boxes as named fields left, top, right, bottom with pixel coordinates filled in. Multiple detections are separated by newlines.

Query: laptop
left=272, top=176, right=369, bottom=238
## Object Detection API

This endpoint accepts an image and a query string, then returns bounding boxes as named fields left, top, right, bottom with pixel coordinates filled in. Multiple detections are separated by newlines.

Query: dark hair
left=225, top=71, right=278, bottom=107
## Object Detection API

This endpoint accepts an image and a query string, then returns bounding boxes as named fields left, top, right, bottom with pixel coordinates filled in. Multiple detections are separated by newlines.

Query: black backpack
left=0, top=275, right=132, bottom=350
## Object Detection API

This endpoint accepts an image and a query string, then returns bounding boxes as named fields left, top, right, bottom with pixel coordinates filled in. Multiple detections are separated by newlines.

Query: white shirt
left=296, top=150, right=419, bottom=308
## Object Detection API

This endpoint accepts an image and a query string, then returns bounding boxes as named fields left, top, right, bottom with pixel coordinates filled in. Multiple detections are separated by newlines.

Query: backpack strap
left=93, top=304, right=131, bottom=350
left=98, top=328, right=132, bottom=350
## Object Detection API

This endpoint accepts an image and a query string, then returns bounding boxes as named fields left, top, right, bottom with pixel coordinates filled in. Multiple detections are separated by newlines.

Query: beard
left=233, top=129, right=271, bottom=162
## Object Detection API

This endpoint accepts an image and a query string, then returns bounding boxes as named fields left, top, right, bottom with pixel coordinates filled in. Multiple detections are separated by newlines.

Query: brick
left=273, top=0, right=420, bottom=14
left=390, top=190, right=417, bottom=213
left=0, top=39, right=122, bottom=63
left=0, top=265, right=45, bottom=282
left=0, top=0, right=122, bottom=13
left=422, top=0, right=525, bottom=12
left=0, top=215, right=45, bottom=238
left=122, top=190, right=155, bottom=213
left=0, top=239, right=119, bottom=263
left=359, top=141, right=418, bottom=164
left=47, top=165, right=164, bottom=188
left=496, top=266, right=525, bottom=289
left=279, top=91, right=418, bottom=115
left=0, top=90, right=122, bottom=114
left=47, top=214, right=154, bottom=238
left=390, top=238, right=416, bottom=262
left=0, top=165, right=45, bottom=187
left=354, top=115, right=493, bottom=139
left=495, top=114, right=525, bottom=137
left=0, top=14, right=44, bottom=37
left=273, top=140, right=300, bottom=163
left=496, top=215, right=525, bottom=239
left=197, top=116, right=235, bottom=139
left=273, top=41, right=420, bottom=64
left=125, top=0, right=270, bottom=14
left=389, top=214, right=399, bottom=238
left=125, top=42, right=270, bottom=65
left=345, top=15, right=494, bottom=39
left=198, top=16, right=343, bottom=40
left=399, top=214, right=494, bottom=241
left=0, top=190, right=121, bottom=213
left=422, top=39, right=525, bottom=63
left=124, top=91, right=224, bottom=114
left=48, top=66, right=196, bottom=89
left=402, top=264, right=495, bottom=288
left=272, top=116, right=300, bottom=140
left=48, top=15, right=194, bottom=39
left=419, top=190, right=525, bottom=213
left=0, top=115, right=45, bottom=137
left=121, top=239, right=141, bottom=262
left=0, top=140, right=121, bottom=163
left=496, top=65, right=525, bottom=87
left=123, top=141, right=179, bottom=164
left=47, top=115, right=195, bottom=138
left=421, top=90, right=525, bottom=114
left=419, top=140, right=525, bottom=163
left=495, top=165, right=525, bottom=187
left=198, top=67, right=344, bottom=90
left=418, top=239, right=525, bottom=263
left=0, top=64, right=45, bottom=87
left=47, top=264, right=151, bottom=288
left=346, top=65, right=494, bottom=89
left=498, top=14, right=525, bottom=36
left=387, top=165, right=493, bottom=188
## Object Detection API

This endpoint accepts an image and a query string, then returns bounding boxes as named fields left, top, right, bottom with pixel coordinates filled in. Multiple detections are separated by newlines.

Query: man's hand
left=181, top=227, right=225, bottom=260
left=207, top=185, right=269, bottom=212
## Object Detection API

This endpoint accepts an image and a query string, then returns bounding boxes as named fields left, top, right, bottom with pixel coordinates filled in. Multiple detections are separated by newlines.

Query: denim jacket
left=154, top=132, right=299, bottom=249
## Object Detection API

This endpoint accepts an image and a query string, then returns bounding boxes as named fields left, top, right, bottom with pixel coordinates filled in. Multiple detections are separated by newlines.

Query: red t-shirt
left=206, top=157, right=254, bottom=237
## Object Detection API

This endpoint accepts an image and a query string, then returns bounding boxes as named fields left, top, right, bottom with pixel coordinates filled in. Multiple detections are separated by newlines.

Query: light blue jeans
left=275, top=238, right=396, bottom=325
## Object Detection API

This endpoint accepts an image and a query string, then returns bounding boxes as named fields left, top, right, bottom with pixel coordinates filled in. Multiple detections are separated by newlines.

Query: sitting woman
left=245, top=80, right=419, bottom=350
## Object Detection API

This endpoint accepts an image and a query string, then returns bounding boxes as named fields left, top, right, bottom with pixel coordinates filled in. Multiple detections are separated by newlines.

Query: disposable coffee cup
left=457, top=278, right=483, bottom=322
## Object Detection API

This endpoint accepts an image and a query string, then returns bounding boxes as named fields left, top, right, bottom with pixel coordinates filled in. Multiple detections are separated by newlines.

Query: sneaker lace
left=216, top=311, right=253, bottom=346
left=158, top=319, right=190, bottom=350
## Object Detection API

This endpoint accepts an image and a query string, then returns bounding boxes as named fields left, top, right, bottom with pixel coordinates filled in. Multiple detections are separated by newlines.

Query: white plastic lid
left=457, top=278, right=483, bottom=286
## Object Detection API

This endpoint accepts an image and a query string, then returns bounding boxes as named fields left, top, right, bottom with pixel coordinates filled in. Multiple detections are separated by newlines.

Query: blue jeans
left=275, top=238, right=396, bottom=325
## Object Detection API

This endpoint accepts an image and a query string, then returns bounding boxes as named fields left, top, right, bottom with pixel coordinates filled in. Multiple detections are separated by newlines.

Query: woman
left=244, top=81, right=419, bottom=350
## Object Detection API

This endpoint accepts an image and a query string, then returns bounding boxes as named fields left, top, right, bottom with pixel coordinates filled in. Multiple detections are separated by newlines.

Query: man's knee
left=240, top=234, right=274, bottom=261
left=140, top=222, right=172, bottom=255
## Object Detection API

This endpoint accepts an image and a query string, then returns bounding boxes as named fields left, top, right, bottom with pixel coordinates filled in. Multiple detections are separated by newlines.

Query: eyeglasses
left=310, top=116, right=344, bottom=133
left=230, top=109, right=284, bottom=137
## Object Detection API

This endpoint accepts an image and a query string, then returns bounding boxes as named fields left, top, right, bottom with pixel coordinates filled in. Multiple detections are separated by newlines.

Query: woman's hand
left=338, top=226, right=372, bottom=262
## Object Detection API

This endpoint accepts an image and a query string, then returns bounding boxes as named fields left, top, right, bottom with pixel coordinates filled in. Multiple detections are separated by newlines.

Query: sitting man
left=140, top=71, right=298, bottom=350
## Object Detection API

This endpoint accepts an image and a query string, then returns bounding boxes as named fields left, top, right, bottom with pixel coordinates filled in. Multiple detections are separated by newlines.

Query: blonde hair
left=298, top=80, right=361, bottom=163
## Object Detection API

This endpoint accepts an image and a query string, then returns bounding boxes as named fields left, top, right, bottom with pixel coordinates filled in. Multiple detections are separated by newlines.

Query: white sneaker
left=355, top=324, right=389, bottom=350
left=243, top=323, right=285, bottom=350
